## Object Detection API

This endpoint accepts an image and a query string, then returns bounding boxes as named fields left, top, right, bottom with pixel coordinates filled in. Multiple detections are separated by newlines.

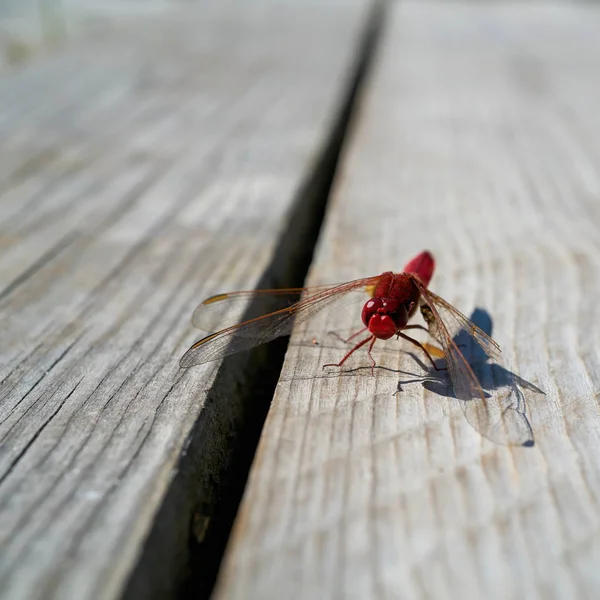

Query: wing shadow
left=397, top=308, right=543, bottom=447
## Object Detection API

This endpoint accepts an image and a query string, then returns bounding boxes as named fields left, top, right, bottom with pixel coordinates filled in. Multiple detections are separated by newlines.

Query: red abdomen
left=403, top=250, right=434, bottom=287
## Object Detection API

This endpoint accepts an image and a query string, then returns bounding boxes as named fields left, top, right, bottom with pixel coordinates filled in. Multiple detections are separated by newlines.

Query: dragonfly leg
left=402, top=324, right=430, bottom=334
left=367, top=336, right=377, bottom=376
left=398, top=331, right=447, bottom=372
left=403, top=324, right=465, bottom=350
left=323, top=334, right=374, bottom=371
left=328, top=327, right=368, bottom=344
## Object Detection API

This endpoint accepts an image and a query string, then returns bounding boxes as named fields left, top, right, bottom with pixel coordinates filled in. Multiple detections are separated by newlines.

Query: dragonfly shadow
left=397, top=308, right=543, bottom=447
left=452, top=307, right=542, bottom=394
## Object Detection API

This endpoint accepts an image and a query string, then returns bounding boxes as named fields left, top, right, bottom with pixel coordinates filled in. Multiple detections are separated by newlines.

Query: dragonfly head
left=361, top=298, right=408, bottom=340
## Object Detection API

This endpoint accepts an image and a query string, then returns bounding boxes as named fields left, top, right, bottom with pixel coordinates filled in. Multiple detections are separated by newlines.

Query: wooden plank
left=0, top=0, right=68, bottom=72
left=214, top=2, right=600, bottom=599
left=0, top=1, right=374, bottom=598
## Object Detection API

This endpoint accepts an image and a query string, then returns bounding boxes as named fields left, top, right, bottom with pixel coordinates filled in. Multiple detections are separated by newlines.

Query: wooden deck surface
left=215, top=2, right=600, bottom=599
left=2, top=1, right=600, bottom=599
left=0, top=1, right=373, bottom=598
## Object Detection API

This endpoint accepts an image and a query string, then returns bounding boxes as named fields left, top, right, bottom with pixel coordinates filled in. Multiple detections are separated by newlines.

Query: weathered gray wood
left=0, top=1, right=373, bottom=598
left=215, top=2, right=600, bottom=599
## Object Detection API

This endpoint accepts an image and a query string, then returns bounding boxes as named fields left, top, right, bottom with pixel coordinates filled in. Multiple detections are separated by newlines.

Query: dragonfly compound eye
left=362, top=298, right=403, bottom=340
left=361, top=298, right=384, bottom=327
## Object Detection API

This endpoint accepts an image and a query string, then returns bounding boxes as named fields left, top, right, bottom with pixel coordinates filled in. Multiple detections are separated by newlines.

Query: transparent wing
left=180, top=277, right=378, bottom=368
left=411, top=276, right=535, bottom=447
left=191, top=285, right=333, bottom=332
left=419, top=289, right=501, bottom=362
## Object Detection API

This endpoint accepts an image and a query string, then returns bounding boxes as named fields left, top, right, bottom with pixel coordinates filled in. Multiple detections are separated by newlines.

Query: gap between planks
left=154, top=2, right=387, bottom=597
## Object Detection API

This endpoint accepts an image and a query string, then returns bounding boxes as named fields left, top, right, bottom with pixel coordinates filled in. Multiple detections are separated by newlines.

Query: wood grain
left=215, top=3, right=600, bottom=599
left=0, top=2, right=373, bottom=598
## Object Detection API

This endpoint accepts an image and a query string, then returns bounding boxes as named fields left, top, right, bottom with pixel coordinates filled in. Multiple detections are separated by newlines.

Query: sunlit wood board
left=215, top=2, right=600, bottom=598
left=0, top=1, right=373, bottom=598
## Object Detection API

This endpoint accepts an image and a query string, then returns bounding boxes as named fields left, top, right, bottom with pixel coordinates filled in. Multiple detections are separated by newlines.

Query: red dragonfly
left=181, top=251, right=535, bottom=446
